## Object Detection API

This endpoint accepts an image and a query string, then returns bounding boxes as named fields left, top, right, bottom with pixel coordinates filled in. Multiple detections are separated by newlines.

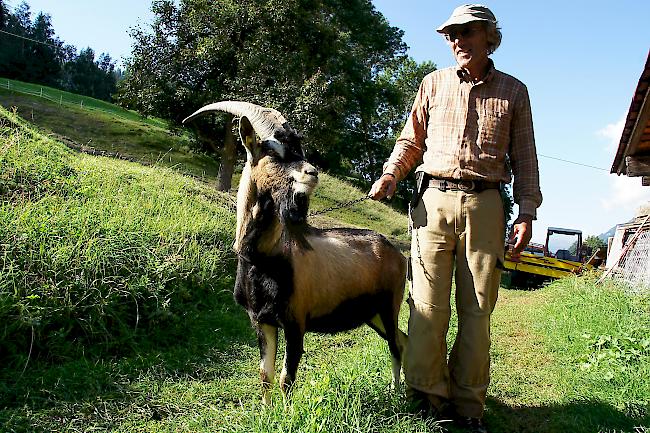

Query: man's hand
left=509, top=214, right=533, bottom=260
left=369, top=173, right=397, bottom=201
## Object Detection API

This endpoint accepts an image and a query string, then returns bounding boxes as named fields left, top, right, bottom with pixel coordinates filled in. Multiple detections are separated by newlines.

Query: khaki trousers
left=406, top=187, right=504, bottom=418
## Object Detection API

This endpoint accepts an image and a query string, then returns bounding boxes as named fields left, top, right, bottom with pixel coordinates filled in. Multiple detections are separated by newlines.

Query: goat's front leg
left=256, top=323, right=278, bottom=405
left=279, top=323, right=304, bottom=396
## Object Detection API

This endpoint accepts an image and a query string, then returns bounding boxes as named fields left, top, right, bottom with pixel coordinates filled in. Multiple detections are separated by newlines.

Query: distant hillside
left=599, top=225, right=618, bottom=242
left=598, top=212, right=645, bottom=241
left=0, top=78, right=222, bottom=181
left=0, top=79, right=409, bottom=237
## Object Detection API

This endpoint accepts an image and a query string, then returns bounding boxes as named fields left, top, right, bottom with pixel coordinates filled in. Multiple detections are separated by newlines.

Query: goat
left=183, top=101, right=408, bottom=404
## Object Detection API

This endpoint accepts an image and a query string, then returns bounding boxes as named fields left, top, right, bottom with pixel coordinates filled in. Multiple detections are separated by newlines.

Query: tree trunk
left=217, top=115, right=237, bottom=192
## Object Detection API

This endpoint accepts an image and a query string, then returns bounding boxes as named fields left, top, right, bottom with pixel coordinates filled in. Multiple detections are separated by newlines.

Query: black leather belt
left=429, top=177, right=500, bottom=193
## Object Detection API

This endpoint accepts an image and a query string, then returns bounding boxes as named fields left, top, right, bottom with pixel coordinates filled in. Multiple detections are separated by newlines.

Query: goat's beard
left=278, top=190, right=312, bottom=252
left=280, top=190, right=310, bottom=226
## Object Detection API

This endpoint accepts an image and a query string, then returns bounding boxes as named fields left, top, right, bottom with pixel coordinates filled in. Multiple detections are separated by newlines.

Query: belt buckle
left=458, top=180, right=475, bottom=192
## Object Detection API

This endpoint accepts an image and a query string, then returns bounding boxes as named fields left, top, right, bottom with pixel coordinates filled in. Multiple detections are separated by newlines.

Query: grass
left=0, top=78, right=166, bottom=128
left=310, top=172, right=411, bottom=246
left=0, top=79, right=220, bottom=180
left=0, top=97, right=648, bottom=433
left=0, top=107, right=236, bottom=364
left=487, top=279, right=649, bottom=433
left=533, top=274, right=650, bottom=418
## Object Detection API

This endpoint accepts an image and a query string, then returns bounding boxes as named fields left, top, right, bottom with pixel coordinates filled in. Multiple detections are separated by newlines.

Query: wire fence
left=607, top=225, right=650, bottom=294
left=613, top=230, right=650, bottom=293
left=0, top=79, right=165, bottom=128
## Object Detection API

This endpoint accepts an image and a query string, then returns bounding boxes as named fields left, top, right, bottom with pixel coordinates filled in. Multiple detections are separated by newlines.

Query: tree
left=117, top=0, right=423, bottom=192
left=0, top=6, right=66, bottom=87
left=95, top=53, right=117, bottom=100
left=569, top=235, right=606, bottom=257
left=351, top=56, right=435, bottom=206
left=0, top=1, right=31, bottom=79
left=583, top=235, right=606, bottom=256
left=64, top=47, right=97, bottom=96
left=0, top=0, right=7, bottom=30
left=0, top=2, right=117, bottom=101
left=61, top=48, right=117, bottom=100
left=26, top=12, right=61, bottom=86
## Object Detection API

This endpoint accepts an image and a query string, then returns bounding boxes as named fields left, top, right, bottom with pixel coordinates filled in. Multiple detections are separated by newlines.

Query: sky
left=7, top=0, right=650, bottom=244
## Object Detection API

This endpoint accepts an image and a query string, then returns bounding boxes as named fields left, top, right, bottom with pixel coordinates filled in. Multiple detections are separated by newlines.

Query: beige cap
left=436, top=4, right=497, bottom=33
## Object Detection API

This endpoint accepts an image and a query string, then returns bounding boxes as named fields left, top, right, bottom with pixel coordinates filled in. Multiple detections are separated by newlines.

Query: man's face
left=444, top=22, right=489, bottom=71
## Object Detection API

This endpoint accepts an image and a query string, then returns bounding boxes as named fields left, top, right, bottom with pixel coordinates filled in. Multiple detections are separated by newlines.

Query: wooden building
left=606, top=50, right=650, bottom=291
left=611, top=50, right=650, bottom=184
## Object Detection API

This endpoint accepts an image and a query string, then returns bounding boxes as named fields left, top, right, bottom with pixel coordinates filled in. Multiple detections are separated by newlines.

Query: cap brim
left=436, top=16, right=490, bottom=33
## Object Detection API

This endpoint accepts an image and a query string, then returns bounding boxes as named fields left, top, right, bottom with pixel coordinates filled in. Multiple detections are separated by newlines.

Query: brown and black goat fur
left=185, top=102, right=407, bottom=405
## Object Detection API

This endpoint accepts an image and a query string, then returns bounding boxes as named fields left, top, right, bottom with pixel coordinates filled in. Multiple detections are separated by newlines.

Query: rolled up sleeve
left=383, top=78, right=430, bottom=181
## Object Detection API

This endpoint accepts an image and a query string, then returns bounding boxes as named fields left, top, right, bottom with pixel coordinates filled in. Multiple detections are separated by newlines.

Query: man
left=369, top=4, right=542, bottom=433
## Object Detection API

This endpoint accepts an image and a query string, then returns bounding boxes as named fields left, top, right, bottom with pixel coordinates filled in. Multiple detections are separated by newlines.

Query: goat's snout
left=291, top=163, right=319, bottom=195
left=303, top=165, right=318, bottom=178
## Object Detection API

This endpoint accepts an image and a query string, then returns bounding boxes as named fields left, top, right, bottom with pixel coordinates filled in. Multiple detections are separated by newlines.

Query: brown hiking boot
left=455, top=416, right=488, bottom=433
left=406, top=387, right=432, bottom=416
left=406, top=387, right=452, bottom=421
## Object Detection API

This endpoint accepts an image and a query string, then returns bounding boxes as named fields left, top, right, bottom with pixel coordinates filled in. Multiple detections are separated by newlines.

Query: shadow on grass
left=0, top=281, right=257, bottom=432
left=483, top=397, right=649, bottom=433
left=501, top=270, right=553, bottom=291
left=354, top=389, right=647, bottom=433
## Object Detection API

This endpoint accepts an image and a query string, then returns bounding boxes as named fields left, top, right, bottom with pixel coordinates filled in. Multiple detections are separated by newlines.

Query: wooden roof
left=611, top=50, right=650, bottom=184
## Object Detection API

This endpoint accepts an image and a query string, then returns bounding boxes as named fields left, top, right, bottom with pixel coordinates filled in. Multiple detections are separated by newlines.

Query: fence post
left=40, top=87, right=43, bottom=97
left=80, top=100, right=83, bottom=109
left=60, top=95, right=63, bottom=105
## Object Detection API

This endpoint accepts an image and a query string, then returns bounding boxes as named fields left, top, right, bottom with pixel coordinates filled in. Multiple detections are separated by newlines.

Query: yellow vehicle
left=503, top=227, right=594, bottom=287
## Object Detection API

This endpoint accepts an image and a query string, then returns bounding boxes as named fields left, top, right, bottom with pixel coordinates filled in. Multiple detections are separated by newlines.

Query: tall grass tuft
left=0, top=107, right=236, bottom=365
left=212, top=332, right=444, bottom=433
left=534, top=273, right=650, bottom=420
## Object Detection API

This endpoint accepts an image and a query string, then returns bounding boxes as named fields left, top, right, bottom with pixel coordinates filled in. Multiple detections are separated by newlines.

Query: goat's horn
left=182, top=101, right=287, bottom=141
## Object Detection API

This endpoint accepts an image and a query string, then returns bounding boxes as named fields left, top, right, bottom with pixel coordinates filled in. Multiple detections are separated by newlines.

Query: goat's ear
left=239, top=116, right=259, bottom=163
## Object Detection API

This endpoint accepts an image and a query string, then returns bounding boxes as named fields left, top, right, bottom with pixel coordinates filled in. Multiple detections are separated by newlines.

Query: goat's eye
left=262, top=142, right=283, bottom=159
left=266, top=148, right=280, bottom=159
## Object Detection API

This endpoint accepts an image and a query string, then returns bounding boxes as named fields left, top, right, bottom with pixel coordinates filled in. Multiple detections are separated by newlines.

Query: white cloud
left=601, top=175, right=650, bottom=213
left=597, top=116, right=626, bottom=153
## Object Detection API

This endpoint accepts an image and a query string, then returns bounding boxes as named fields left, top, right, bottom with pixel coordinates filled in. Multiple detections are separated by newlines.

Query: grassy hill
left=0, top=94, right=648, bottom=433
left=0, top=79, right=220, bottom=181
left=0, top=78, right=166, bottom=127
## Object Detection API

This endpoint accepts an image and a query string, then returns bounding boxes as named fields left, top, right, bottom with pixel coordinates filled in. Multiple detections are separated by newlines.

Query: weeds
left=580, top=332, right=650, bottom=375
left=535, top=273, right=650, bottom=421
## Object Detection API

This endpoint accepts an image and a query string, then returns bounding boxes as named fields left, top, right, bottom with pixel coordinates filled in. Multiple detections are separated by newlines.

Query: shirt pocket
left=427, top=102, right=458, bottom=156
left=478, top=98, right=511, bottom=155
left=428, top=102, right=452, bottom=127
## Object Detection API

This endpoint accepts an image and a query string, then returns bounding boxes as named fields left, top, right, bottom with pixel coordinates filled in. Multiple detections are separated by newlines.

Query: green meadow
left=0, top=90, right=648, bottom=433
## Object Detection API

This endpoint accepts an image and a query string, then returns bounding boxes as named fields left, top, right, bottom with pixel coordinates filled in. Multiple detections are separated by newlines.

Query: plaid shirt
left=384, top=61, right=543, bottom=217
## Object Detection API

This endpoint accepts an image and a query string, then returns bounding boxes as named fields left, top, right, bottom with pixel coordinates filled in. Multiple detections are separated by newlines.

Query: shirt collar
left=456, top=58, right=496, bottom=84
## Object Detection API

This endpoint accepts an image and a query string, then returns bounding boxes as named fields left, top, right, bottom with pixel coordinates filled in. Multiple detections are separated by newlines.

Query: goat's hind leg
left=368, top=311, right=404, bottom=389
left=257, top=323, right=278, bottom=405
